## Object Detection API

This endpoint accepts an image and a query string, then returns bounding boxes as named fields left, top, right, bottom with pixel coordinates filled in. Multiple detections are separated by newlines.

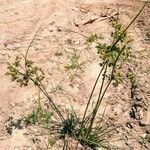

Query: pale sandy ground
left=0, top=0, right=150, bottom=149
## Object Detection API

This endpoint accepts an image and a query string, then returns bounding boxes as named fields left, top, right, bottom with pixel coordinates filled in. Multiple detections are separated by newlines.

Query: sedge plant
left=6, top=1, right=148, bottom=149
left=78, top=1, right=148, bottom=146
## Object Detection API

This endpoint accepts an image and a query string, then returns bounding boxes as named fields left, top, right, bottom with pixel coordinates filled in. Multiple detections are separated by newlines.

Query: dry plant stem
left=64, top=28, right=88, bottom=38
left=98, top=13, right=118, bottom=22
left=84, top=0, right=148, bottom=137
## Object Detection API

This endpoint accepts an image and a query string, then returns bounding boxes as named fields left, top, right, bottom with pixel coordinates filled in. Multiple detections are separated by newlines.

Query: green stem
left=87, top=63, right=108, bottom=136
left=78, top=63, right=106, bottom=136
left=28, top=76, right=64, bottom=121
left=37, top=81, right=65, bottom=121
left=82, top=63, right=106, bottom=122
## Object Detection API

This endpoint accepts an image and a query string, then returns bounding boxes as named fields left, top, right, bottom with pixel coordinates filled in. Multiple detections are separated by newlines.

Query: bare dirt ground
left=0, top=0, right=150, bottom=149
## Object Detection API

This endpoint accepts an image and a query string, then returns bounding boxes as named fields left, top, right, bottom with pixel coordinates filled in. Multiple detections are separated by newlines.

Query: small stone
left=141, top=134, right=147, bottom=138
left=74, top=40, right=80, bottom=45
left=95, top=147, right=103, bottom=150
left=140, top=107, right=150, bottom=125
left=100, top=13, right=107, bottom=17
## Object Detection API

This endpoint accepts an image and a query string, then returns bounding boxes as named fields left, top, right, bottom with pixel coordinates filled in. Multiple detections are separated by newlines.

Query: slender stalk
left=82, top=63, right=106, bottom=122
left=17, top=26, right=64, bottom=120
left=109, top=0, right=148, bottom=53
left=87, top=63, right=108, bottom=136
left=78, top=63, right=106, bottom=136
left=25, top=26, right=42, bottom=67
left=62, top=138, right=68, bottom=150
left=37, top=81, right=65, bottom=121
left=96, top=63, right=108, bottom=107
left=28, top=75, right=65, bottom=121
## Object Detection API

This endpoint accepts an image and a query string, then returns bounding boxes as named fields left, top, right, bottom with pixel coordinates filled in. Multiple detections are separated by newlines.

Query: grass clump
left=58, top=112, right=80, bottom=139
left=64, top=51, right=82, bottom=70
left=86, top=34, right=103, bottom=43
left=64, top=49, right=84, bottom=81
left=57, top=112, right=114, bottom=149
left=25, top=104, right=53, bottom=128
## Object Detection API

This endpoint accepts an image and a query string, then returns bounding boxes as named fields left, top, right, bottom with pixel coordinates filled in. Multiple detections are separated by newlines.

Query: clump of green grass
left=58, top=111, right=79, bottom=139
left=64, top=51, right=82, bottom=70
left=25, top=104, right=53, bottom=128
left=80, top=129, right=110, bottom=149
left=86, top=34, right=103, bottom=43
left=64, top=49, right=84, bottom=81
left=57, top=111, right=114, bottom=149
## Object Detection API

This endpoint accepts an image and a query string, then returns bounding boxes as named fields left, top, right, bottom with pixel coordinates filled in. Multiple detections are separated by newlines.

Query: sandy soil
left=0, top=0, right=150, bottom=149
